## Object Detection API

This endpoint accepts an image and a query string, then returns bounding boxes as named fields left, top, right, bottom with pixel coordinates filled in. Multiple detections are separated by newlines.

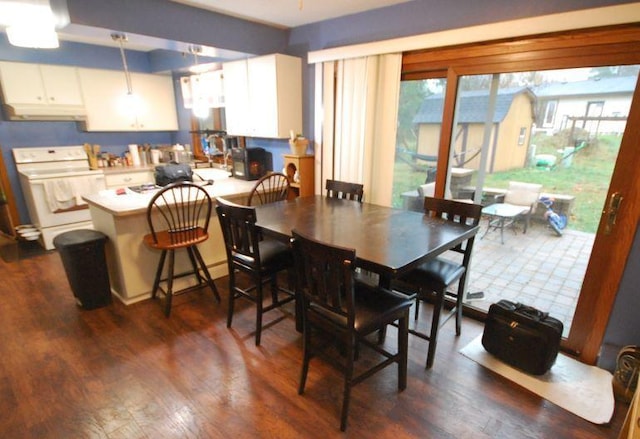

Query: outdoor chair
left=392, top=196, right=483, bottom=369
left=497, top=181, right=543, bottom=233
left=143, top=182, right=220, bottom=317
left=291, top=229, right=413, bottom=431
left=216, top=197, right=295, bottom=346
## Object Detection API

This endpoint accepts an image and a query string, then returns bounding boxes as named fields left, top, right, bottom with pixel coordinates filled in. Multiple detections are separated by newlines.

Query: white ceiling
left=171, top=0, right=413, bottom=28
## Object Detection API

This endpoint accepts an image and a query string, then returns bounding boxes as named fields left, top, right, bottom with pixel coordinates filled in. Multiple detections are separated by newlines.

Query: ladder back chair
left=215, top=197, right=295, bottom=345
left=143, top=182, right=220, bottom=317
left=291, top=229, right=413, bottom=431
left=247, top=172, right=290, bottom=206
left=393, top=196, right=482, bottom=368
left=325, top=179, right=364, bottom=202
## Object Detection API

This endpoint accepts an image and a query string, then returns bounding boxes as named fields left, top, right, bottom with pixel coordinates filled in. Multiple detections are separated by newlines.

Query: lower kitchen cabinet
left=104, top=169, right=155, bottom=189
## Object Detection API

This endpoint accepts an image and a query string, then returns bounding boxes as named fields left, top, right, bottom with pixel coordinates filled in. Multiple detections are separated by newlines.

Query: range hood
left=2, top=103, right=87, bottom=121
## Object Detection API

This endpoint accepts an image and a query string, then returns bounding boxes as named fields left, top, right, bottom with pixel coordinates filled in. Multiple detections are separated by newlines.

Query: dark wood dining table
left=254, top=195, right=480, bottom=285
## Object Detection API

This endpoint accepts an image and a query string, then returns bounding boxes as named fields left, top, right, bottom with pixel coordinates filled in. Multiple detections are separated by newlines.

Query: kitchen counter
left=83, top=176, right=256, bottom=305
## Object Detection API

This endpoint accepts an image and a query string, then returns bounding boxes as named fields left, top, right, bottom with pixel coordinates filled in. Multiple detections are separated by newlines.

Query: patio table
left=481, top=203, right=529, bottom=244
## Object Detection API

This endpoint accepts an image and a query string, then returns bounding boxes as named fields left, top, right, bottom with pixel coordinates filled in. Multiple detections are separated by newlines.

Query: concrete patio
left=467, top=219, right=595, bottom=336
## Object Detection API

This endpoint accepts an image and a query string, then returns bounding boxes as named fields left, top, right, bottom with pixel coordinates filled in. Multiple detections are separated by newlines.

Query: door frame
left=401, top=24, right=640, bottom=363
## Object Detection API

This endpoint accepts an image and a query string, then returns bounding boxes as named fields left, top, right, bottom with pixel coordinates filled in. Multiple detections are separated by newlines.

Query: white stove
left=13, top=146, right=106, bottom=250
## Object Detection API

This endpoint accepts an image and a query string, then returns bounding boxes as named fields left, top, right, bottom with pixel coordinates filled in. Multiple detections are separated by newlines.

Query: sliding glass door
left=394, top=25, right=640, bottom=362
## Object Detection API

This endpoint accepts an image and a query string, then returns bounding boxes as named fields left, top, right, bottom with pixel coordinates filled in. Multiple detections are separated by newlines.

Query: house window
left=586, top=101, right=604, bottom=117
left=518, top=127, right=527, bottom=145
left=543, top=100, right=557, bottom=127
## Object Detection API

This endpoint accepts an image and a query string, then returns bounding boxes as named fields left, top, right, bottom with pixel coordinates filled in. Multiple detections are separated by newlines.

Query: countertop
left=83, top=177, right=257, bottom=217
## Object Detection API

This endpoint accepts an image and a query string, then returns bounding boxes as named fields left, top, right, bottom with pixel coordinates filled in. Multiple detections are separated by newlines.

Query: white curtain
left=315, top=53, right=401, bottom=206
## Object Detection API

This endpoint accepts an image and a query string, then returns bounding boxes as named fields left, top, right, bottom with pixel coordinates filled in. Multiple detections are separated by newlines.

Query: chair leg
left=151, top=250, right=167, bottom=299
left=164, top=250, right=175, bottom=317
left=340, top=336, right=355, bottom=432
left=397, top=314, right=409, bottom=390
left=426, top=288, right=446, bottom=369
left=185, top=246, right=202, bottom=285
left=227, top=270, right=236, bottom=328
left=298, top=319, right=311, bottom=395
left=192, top=246, right=220, bottom=302
left=255, top=274, right=264, bottom=346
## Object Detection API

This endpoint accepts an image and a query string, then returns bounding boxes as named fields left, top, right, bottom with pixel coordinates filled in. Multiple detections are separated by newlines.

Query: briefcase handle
left=514, top=302, right=549, bottom=321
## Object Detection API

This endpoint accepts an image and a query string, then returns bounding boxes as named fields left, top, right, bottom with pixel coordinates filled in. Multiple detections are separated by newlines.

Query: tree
left=396, top=80, right=429, bottom=151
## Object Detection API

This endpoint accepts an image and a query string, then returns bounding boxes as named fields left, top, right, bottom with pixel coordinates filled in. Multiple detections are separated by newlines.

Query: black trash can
left=53, top=229, right=112, bottom=310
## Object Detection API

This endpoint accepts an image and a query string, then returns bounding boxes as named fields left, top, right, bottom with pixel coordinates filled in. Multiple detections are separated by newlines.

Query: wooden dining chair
left=247, top=172, right=290, bottom=206
left=215, top=197, right=295, bottom=345
left=291, top=229, right=413, bottom=431
left=392, top=196, right=482, bottom=369
left=143, top=182, right=220, bottom=317
left=325, top=179, right=364, bottom=202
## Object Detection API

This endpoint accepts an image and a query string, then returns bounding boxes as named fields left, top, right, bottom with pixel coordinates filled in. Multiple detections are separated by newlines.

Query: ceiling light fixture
left=2, top=0, right=60, bottom=49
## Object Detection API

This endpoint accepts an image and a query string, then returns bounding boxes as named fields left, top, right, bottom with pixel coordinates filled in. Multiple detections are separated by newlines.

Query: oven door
left=22, top=174, right=106, bottom=227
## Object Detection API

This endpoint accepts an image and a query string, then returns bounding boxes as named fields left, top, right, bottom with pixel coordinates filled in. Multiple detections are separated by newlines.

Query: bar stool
left=143, top=182, right=220, bottom=317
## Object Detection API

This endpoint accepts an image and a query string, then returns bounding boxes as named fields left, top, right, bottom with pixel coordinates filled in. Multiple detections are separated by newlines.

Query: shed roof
left=532, top=76, right=637, bottom=98
left=413, top=87, right=534, bottom=124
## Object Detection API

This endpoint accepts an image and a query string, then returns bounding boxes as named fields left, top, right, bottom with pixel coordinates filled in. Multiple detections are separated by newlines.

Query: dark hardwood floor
left=0, top=244, right=628, bottom=438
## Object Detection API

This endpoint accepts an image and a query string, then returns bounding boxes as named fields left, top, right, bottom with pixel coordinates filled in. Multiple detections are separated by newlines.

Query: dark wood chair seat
left=216, top=197, right=295, bottom=346
left=292, top=229, right=413, bottom=431
left=393, top=197, right=483, bottom=369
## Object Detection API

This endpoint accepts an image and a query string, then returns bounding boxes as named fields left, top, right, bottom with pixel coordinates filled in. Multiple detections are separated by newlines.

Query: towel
left=43, top=176, right=103, bottom=212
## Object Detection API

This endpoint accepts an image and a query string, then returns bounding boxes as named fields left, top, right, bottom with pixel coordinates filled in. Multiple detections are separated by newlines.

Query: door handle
left=603, top=192, right=623, bottom=235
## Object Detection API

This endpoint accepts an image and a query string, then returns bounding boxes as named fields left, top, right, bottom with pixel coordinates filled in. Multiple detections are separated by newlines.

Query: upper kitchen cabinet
left=78, top=68, right=178, bottom=132
left=223, top=53, right=302, bottom=139
left=0, top=61, right=86, bottom=120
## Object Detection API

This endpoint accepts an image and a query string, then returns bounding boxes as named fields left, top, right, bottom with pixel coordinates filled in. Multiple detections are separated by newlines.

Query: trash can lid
left=53, top=229, right=107, bottom=248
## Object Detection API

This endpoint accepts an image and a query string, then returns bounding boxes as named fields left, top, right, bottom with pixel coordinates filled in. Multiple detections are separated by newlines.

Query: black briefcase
left=481, top=300, right=563, bottom=375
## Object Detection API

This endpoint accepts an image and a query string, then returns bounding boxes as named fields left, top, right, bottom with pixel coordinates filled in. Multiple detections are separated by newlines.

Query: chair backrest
left=504, top=181, right=543, bottom=211
left=247, top=172, right=290, bottom=206
left=423, top=196, right=483, bottom=255
left=146, top=182, right=212, bottom=245
left=291, top=229, right=356, bottom=329
left=325, top=179, right=364, bottom=202
left=215, top=197, right=262, bottom=269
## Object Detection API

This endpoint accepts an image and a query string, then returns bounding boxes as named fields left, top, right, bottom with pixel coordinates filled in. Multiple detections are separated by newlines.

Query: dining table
left=254, top=195, right=480, bottom=285
left=254, top=195, right=481, bottom=332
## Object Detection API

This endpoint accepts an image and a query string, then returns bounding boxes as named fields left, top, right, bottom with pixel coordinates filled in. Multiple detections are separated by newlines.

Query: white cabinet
left=222, top=59, right=250, bottom=135
left=223, top=53, right=302, bottom=138
left=78, top=68, right=178, bottom=132
left=0, top=61, right=85, bottom=119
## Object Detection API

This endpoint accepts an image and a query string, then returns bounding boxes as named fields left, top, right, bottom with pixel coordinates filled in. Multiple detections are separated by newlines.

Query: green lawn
left=391, top=133, right=621, bottom=233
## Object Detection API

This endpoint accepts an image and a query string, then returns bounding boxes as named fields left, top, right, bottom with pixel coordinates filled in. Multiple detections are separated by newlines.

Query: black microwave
left=231, top=147, right=267, bottom=181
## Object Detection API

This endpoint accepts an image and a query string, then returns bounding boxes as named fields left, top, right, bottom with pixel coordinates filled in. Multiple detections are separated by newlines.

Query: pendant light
left=189, top=45, right=210, bottom=119
left=111, top=32, right=141, bottom=118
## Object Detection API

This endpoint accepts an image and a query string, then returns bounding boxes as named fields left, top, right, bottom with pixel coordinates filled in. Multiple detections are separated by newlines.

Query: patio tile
left=468, top=224, right=593, bottom=331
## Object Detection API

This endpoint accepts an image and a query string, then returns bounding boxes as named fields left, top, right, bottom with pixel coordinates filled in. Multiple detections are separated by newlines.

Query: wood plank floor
left=0, top=245, right=628, bottom=438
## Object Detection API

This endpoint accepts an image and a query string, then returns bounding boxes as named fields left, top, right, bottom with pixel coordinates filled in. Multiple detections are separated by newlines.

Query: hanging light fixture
left=111, top=32, right=141, bottom=118
left=189, top=45, right=210, bottom=119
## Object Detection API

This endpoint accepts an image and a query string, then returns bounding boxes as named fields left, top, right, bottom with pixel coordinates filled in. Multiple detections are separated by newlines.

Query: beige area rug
left=460, top=335, right=614, bottom=424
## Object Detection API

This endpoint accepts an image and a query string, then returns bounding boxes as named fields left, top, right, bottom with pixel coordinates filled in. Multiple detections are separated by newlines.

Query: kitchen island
left=83, top=174, right=257, bottom=305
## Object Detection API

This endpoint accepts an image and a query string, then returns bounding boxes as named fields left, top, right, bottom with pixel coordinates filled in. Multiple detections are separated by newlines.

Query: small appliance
left=231, top=147, right=267, bottom=181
